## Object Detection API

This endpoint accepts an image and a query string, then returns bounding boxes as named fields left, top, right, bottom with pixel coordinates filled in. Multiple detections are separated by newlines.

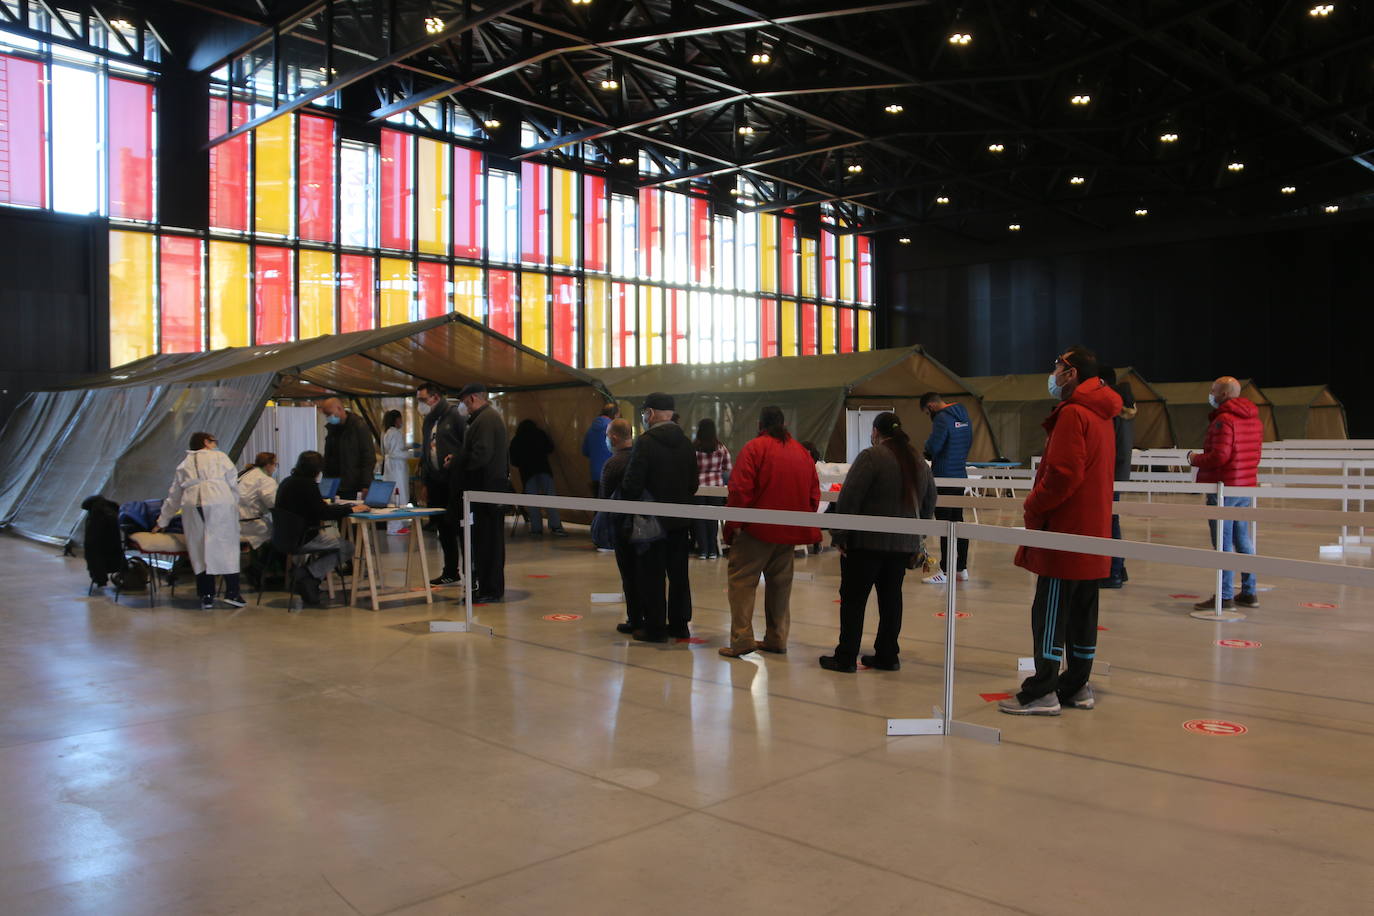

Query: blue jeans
left=1206, top=494, right=1256, bottom=599
left=523, top=472, right=562, bottom=534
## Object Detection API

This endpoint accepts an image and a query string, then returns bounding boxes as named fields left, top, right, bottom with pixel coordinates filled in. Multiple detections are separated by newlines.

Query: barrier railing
left=438, top=489, right=1374, bottom=745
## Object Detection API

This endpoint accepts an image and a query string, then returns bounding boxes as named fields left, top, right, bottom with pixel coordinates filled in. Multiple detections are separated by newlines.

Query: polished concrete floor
left=4, top=506, right=1373, bottom=915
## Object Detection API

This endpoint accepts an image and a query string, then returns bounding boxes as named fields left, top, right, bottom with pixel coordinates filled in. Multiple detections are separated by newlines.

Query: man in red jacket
left=1000, top=346, right=1122, bottom=716
left=718, top=406, right=822, bottom=659
left=1187, top=376, right=1264, bottom=611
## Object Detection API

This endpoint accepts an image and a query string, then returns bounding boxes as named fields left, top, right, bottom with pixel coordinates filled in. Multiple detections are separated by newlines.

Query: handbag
left=629, top=490, right=667, bottom=546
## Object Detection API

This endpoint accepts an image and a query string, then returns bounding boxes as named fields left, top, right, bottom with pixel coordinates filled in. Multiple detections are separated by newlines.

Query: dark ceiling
left=67, top=1, right=1374, bottom=243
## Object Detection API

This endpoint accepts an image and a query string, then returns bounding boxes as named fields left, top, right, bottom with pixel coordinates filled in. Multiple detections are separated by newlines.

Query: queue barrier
left=439, top=489, right=1374, bottom=744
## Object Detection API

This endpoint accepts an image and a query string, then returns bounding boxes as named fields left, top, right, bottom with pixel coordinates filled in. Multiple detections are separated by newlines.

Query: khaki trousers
left=727, top=530, right=796, bottom=652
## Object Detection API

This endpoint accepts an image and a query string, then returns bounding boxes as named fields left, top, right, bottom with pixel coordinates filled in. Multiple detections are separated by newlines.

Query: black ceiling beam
left=184, top=0, right=328, bottom=75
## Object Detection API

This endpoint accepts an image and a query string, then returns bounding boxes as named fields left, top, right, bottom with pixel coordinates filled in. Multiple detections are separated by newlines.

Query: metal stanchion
left=1190, top=481, right=1245, bottom=622
left=430, top=492, right=492, bottom=634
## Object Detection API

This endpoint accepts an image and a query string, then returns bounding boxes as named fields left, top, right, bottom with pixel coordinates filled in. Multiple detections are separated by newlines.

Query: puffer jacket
left=1190, top=397, right=1263, bottom=487
left=1014, top=377, right=1122, bottom=581
left=723, top=433, right=821, bottom=545
left=924, top=402, right=973, bottom=478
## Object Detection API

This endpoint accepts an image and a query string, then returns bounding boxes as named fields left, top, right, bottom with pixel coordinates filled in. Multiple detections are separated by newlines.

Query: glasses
left=1053, top=356, right=1074, bottom=372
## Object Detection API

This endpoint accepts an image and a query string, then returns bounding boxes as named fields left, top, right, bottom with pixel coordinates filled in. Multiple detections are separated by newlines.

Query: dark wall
left=0, top=208, right=106, bottom=422
left=883, top=216, right=1374, bottom=438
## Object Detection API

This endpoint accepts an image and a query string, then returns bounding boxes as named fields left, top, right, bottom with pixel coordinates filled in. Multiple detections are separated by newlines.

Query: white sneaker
left=921, top=573, right=948, bottom=585
left=957, top=569, right=969, bottom=582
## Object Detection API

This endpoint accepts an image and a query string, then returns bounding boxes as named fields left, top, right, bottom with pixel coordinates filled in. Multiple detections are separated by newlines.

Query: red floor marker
left=1183, top=719, right=1248, bottom=736
left=1097, top=626, right=1109, bottom=631
left=933, top=611, right=972, bottom=619
left=1170, top=594, right=1200, bottom=600
left=980, top=692, right=1013, bottom=702
left=1217, top=639, right=1261, bottom=649
left=1300, top=602, right=1338, bottom=609
left=528, top=574, right=550, bottom=579
left=675, top=637, right=707, bottom=644
left=542, top=613, right=582, bottom=621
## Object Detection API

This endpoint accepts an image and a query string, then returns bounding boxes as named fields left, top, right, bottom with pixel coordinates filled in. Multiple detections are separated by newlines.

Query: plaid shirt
left=696, top=444, right=733, bottom=488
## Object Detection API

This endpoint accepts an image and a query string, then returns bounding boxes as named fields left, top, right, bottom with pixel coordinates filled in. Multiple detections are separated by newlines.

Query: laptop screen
left=363, top=479, right=394, bottom=508
left=318, top=477, right=341, bottom=499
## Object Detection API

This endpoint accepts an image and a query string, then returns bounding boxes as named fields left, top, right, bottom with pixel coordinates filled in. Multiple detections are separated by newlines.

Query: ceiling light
left=109, top=18, right=134, bottom=31
left=570, top=0, right=593, bottom=5
left=884, top=103, right=904, bottom=114
left=737, top=125, right=755, bottom=136
left=730, top=189, right=742, bottom=196
left=847, top=164, right=863, bottom=174
left=1134, top=208, right=1148, bottom=216
left=948, top=32, right=972, bottom=45
left=1309, top=4, right=1334, bottom=16
left=483, top=118, right=501, bottom=129
left=750, top=52, right=771, bottom=65
left=1069, top=175, right=1085, bottom=185
left=935, top=195, right=950, bottom=204
left=600, top=78, right=619, bottom=90
left=618, top=157, right=635, bottom=166
left=1160, top=132, right=1179, bottom=143
left=1227, top=160, right=1245, bottom=172
left=1070, top=94, right=1091, bottom=106
left=988, top=142, right=1005, bottom=153
left=424, top=16, right=444, bottom=33
left=1325, top=204, right=1340, bottom=212
left=1281, top=185, right=1297, bottom=194
left=898, top=237, right=912, bottom=244
left=1008, top=223, right=1022, bottom=231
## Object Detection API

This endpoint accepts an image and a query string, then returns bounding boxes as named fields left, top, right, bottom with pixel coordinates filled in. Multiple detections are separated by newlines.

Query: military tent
left=1263, top=385, right=1348, bottom=440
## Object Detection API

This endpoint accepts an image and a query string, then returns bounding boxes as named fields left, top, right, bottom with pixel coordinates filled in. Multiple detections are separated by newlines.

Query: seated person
left=274, top=450, right=366, bottom=605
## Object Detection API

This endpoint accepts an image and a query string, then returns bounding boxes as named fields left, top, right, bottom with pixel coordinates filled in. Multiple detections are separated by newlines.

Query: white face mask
left=417, top=400, right=433, bottom=416
left=1208, top=394, right=1220, bottom=409
left=457, top=401, right=471, bottom=418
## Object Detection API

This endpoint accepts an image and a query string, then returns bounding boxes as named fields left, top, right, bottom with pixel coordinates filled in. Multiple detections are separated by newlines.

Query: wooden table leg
left=415, top=514, right=433, bottom=606
left=363, top=521, right=382, bottom=612
left=349, top=521, right=364, bottom=608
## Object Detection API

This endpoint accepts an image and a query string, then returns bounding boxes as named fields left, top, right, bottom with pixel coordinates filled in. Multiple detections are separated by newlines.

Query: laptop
left=318, top=477, right=341, bottom=500
left=363, top=478, right=396, bottom=509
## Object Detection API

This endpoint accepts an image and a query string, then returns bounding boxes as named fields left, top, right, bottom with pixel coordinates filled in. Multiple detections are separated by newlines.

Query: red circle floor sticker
left=542, top=613, right=582, bottom=621
left=1217, top=639, right=1261, bottom=649
left=1183, top=719, right=1248, bottom=736
left=933, top=611, right=972, bottom=619
left=1301, top=602, right=1338, bottom=609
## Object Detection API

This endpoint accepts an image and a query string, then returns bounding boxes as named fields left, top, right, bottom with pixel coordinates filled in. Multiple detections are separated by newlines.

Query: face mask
left=417, top=401, right=432, bottom=416
left=1208, top=394, right=1220, bottom=409
left=1047, top=373, right=1065, bottom=400
left=605, top=436, right=615, bottom=452
left=325, top=415, right=341, bottom=425
left=457, top=401, right=470, bottom=418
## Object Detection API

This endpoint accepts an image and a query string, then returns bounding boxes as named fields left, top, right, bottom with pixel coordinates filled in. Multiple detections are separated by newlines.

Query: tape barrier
left=936, top=495, right=1374, bottom=528
left=948, top=476, right=1372, bottom=500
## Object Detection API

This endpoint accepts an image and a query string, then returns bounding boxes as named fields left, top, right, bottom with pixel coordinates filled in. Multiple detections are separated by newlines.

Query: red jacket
left=724, top=434, right=821, bottom=545
left=1189, top=397, right=1263, bottom=486
left=1015, top=377, right=1121, bottom=580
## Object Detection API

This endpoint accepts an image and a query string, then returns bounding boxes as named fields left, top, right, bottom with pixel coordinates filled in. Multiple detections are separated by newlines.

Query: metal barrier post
left=942, top=520, right=957, bottom=735
left=429, top=491, right=492, bottom=634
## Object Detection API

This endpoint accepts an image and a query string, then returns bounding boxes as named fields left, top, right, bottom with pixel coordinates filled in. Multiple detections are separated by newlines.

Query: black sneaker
left=220, top=594, right=247, bottom=609
left=1099, top=577, right=1123, bottom=589
left=818, top=655, right=857, bottom=673
left=551, top=528, right=570, bottom=538
left=615, top=622, right=635, bottom=634
left=666, top=624, right=691, bottom=639
left=430, top=574, right=460, bottom=587
left=860, top=654, right=900, bottom=671
left=200, top=596, right=215, bottom=611
left=1235, top=592, right=1260, bottom=608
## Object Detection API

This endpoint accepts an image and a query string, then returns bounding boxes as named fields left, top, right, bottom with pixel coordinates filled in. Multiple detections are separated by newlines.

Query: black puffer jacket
left=620, top=422, right=699, bottom=531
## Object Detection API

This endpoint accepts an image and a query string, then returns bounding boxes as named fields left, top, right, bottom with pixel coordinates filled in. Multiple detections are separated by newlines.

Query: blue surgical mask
left=1047, top=373, right=1064, bottom=400
left=605, top=436, right=614, bottom=452
left=325, top=414, right=341, bottom=425
left=1208, top=394, right=1220, bottom=409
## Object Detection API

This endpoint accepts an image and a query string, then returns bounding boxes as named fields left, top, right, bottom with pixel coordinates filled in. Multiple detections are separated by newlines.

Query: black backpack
left=80, top=496, right=125, bottom=587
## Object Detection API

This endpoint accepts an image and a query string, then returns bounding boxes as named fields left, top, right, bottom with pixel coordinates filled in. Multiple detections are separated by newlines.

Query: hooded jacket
left=1189, top=397, right=1263, bottom=487
left=924, top=402, right=974, bottom=478
left=582, top=415, right=613, bottom=483
left=1014, top=377, right=1122, bottom=580
left=620, top=421, right=699, bottom=531
left=723, top=433, right=821, bottom=545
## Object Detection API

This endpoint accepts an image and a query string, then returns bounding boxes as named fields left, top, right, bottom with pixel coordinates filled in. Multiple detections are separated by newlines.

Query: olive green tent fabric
left=598, top=347, right=999, bottom=463
left=3, top=314, right=612, bottom=542
left=1261, top=385, right=1348, bottom=440
left=1152, top=380, right=1277, bottom=449
left=1115, top=368, right=1174, bottom=449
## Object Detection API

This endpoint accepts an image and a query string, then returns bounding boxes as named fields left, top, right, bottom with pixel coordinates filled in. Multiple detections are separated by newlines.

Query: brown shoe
left=754, top=641, right=787, bottom=654
left=718, top=646, right=756, bottom=658
left=1194, top=595, right=1236, bottom=610
left=1234, top=593, right=1260, bottom=608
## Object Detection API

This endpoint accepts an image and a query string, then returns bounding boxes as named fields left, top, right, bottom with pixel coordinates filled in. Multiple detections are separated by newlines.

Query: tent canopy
left=1151, top=379, right=1278, bottom=448
left=598, top=347, right=999, bottom=463
left=1261, top=385, right=1348, bottom=440
left=0, top=314, right=612, bottom=544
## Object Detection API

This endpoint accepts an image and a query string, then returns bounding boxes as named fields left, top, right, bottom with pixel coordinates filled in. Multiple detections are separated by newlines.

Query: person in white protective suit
left=380, top=409, right=411, bottom=535
left=153, top=431, right=244, bottom=611
left=238, top=451, right=279, bottom=549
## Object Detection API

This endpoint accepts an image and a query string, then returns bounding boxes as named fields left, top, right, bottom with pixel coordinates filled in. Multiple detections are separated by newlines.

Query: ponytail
left=873, top=412, right=929, bottom=513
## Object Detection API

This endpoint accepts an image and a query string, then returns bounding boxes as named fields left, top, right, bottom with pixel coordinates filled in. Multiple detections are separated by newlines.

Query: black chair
left=257, top=507, right=346, bottom=609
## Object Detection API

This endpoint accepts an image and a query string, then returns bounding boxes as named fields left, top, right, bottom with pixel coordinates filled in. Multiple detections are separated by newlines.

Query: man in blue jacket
left=920, top=392, right=972, bottom=583
left=581, top=403, right=617, bottom=495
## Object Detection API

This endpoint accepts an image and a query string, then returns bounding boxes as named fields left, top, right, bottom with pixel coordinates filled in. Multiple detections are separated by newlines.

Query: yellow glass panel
left=801, top=237, right=818, bottom=298
left=759, top=214, right=778, bottom=293
left=452, top=265, right=483, bottom=320
left=551, top=167, right=577, bottom=268
left=380, top=257, right=414, bottom=326
left=417, top=137, right=448, bottom=256
left=298, top=249, right=336, bottom=338
left=839, top=234, right=855, bottom=302
left=639, top=286, right=662, bottom=366
left=857, top=308, right=872, bottom=351
left=254, top=114, right=293, bottom=236
left=520, top=272, right=548, bottom=353
left=585, top=276, right=610, bottom=369
left=821, top=304, right=837, bottom=355
left=780, top=300, right=798, bottom=357
left=108, top=230, right=155, bottom=365
left=208, top=240, right=251, bottom=349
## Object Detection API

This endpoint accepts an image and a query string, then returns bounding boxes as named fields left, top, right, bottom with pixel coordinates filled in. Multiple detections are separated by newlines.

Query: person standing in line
left=153, top=431, right=244, bottom=611
left=1098, top=367, right=1137, bottom=588
left=620, top=392, right=698, bottom=642
left=381, top=409, right=412, bottom=536
left=1188, top=375, right=1264, bottom=611
left=455, top=383, right=510, bottom=602
left=598, top=418, right=641, bottom=634
left=692, top=418, right=732, bottom=560
left=509, top=418, right=569, bottom=537
left=416, top=383, right=465, bottom=586
left=718, top=406, right=821, bottom=659
left=819, top=412, right=937, bottom=672
left=582, top=403, right=618, bottom=495
left=918, top=392, right=972, bottom=584
left=274, top=450, right=367, bottom=606
left=999, top=346, right=1120, bottom=716
left=317, top=397, right=376, bottom=498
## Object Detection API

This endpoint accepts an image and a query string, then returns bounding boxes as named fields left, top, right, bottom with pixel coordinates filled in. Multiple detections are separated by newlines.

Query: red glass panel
left=551, top=275, right=576, bottom=364
left=691, top=197, right=711, bottom=284
left=856, top=235, right=872, bottom=302
left=298, top=114, right=335, bottom=243
left=583, top=174, right=608, bottom=272
left=779, top=218, right=798, bottom=296
left=638, top=188, right=659, bottom=277
left=488, top=269, right=515, bottom=338
left=0, top=55, right=47, bottom=208
left=614, top=281, right=633, bottom=366
left=159, top=236, right=202, bottom=352
left=339, top=254, right=375, bottom=333
left=821, top=231, right=837, bottom=299
left=453, top=146, right=483, bottom=260
left=801, top=302, right=817, bottom=356
left=209, top=98, right=250, bottom=231
left=418, top=260, right=447, bottom=319
left=520, top=162, right=547, bottom=264
left=108, top=78, right=153, bottom=221
left=839, top=307, right=855, bottom=353
left=380, top=129, right=413, bottom=250
left=761, top=297, right=778, bottom=358
left=253, top=246, right=293, bottom=344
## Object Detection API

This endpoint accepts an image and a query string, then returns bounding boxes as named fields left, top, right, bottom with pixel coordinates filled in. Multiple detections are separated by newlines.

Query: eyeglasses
left=1053, top=355, right=1075, bottom=372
